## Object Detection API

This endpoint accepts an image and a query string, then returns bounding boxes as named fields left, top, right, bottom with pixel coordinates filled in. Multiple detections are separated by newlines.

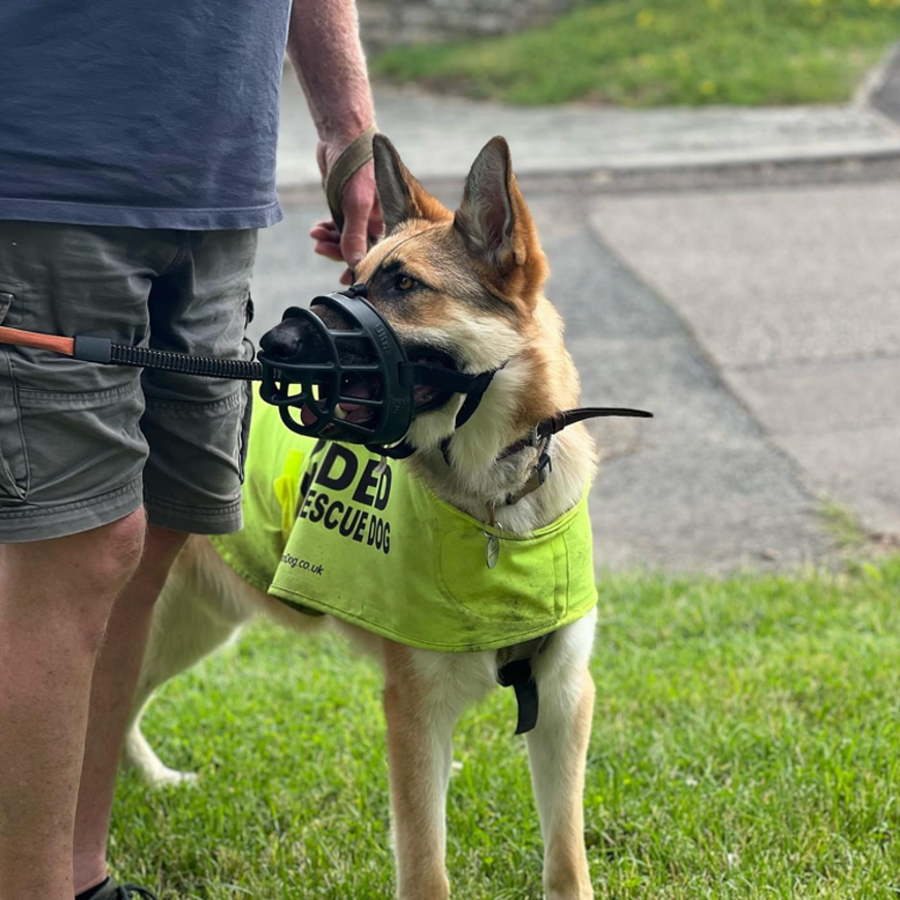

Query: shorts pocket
left=0, top=291, right=30, bottom=505
left=15, top=382, right=146, bottom=511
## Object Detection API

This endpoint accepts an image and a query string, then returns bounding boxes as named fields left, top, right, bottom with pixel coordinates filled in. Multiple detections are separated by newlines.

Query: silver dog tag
left=485, top=533, right=500, bottom=569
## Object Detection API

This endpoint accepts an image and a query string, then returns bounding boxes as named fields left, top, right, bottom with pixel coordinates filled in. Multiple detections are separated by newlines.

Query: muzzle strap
left=398, top=361, right=496, bottom=396
left=398, top=358, right=500, bottom=440
left=372, top=364, right=499, bottom=459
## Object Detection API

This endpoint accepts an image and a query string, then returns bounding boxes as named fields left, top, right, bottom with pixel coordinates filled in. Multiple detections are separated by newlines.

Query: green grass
left=372, top=0, right=900, bottom=106
left=820, top=498, right=870, bottom=550
left=113, top=555, right=900, bottom=899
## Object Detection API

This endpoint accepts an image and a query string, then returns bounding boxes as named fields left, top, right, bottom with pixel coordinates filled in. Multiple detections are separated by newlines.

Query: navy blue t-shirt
left=0, top=0, right=292, bottom=229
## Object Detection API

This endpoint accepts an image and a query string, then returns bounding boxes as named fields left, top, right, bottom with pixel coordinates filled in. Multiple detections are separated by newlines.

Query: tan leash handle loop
left=323, top=124, right=378, bottom=234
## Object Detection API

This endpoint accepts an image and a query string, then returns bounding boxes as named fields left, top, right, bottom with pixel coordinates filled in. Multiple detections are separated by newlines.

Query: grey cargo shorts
left=0, top=221, right=257, bottom=542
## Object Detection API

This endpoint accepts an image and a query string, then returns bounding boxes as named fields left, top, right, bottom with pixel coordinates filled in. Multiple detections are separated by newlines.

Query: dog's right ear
left=373, top=135, right=447, bottom=233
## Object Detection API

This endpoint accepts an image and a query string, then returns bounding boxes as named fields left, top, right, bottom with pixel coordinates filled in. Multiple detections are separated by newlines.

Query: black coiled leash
left=0, top=325, right=263, bottom=381
left=75, top=335, right=263, bottom=380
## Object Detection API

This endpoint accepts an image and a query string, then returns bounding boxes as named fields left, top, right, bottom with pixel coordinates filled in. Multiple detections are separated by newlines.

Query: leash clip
left=534, top=439, right=553, bottom=486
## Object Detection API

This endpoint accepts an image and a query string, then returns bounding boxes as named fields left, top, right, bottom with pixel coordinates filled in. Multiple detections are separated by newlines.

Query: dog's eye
left=396, top=275, right=417, bottom=292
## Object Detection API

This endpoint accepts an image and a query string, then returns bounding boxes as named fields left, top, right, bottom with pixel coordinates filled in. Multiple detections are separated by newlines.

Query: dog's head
left=262, top=135, right=576, bottom=450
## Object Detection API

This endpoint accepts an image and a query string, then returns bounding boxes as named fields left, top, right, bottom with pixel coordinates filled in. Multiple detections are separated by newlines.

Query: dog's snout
left=259, top=317, right=306, bottom=360
left=260, top=314, right=335, bottom=364
left=259, top=306, right=370, bottom=366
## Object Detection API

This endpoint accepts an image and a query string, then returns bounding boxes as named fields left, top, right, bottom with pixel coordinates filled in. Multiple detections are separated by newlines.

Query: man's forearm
left=288, top=0, right=375, bottom=147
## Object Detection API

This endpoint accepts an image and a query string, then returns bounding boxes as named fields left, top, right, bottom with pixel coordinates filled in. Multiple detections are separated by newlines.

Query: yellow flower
left=673, top=48, right=691, bottom=72
left=868, top=0, right=882, bottom=7
left=636, top=9, right=655, bottom=28
left=699, top=79, right=717, bottom=96
left=705, top=0, right=722, bottom=9
left=808, top=0, right=823, bottom=7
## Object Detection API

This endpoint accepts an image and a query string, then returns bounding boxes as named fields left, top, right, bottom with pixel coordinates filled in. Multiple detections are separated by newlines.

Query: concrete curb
left=276, top=54, right=900, bottom=190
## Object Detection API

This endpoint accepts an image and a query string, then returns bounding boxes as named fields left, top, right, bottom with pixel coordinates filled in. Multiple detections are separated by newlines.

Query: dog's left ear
left=454, top=137, right=545, bottom=296
left=373, top=134, right=448, bottom=233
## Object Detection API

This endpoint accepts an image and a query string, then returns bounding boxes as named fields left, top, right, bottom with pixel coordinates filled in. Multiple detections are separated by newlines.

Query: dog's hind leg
left=526, top=614, right=597, bottom=900
left=122, top=537, right=257, bottom=787
left=382, top=641, right=494, bottom=900
left=123, top=612, right=244, bottom=787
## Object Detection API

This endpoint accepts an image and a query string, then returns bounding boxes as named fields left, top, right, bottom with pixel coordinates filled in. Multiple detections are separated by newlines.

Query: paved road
left=253, top=54, right=900, bottom=573
left=591, top=184, right=900, bottom=544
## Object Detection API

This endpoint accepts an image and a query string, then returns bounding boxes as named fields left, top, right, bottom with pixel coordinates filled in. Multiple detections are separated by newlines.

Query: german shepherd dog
left=124, top=136, right=598, bottom=900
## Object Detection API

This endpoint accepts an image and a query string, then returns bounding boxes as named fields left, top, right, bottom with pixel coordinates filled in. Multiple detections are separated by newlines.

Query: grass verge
left=372, top=0, right=900, bottom=106
left=113, top=554, right=900, bottom=898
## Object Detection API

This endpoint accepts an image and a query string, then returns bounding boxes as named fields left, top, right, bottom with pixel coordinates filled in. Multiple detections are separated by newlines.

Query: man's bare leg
left=0, top=509, right=146, bottom=900
left=73, top=525, right=188, bottom=894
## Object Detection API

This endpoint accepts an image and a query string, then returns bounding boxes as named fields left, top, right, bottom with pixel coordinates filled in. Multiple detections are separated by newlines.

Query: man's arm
left=288, top=0, right=382, bottom=282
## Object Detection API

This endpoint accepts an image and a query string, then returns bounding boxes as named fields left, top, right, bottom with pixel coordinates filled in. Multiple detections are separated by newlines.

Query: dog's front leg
left=382, top=641, right=467, bottom=900
left=526, top=628, right=596, bottom=900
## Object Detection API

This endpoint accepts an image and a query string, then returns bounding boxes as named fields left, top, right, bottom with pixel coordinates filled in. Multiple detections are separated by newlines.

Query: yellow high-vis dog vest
left=210, top=400, right=598, bottom=653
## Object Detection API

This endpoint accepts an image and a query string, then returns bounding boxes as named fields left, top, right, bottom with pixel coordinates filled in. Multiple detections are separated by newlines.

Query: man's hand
left=310, top=140, right=383, bottom=285
left=287, top=0, right=380, bottom=285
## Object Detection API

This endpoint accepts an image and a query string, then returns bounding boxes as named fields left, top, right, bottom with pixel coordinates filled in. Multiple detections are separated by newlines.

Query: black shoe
left=81, top=877, right=160, bottom=900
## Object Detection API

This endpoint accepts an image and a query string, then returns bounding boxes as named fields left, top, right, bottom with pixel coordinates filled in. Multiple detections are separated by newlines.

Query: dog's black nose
left=260, top=304, right=366, bottom=365
left=259, top=314, right=307, bottom=361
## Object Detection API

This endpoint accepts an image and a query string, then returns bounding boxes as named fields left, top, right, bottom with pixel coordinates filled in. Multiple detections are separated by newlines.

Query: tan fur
left=390, top=151, right=451, bottom=226
left=383, top=642, right=452, bottom=900
left=124, top=137, right=600, bottom=899
left=535, top=669, right=595, bottom=900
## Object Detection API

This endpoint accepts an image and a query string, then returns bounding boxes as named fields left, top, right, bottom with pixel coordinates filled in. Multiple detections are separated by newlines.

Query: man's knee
left=0, top=508, right=147, bottom=652
left=84, top=509, right=148, bottom=589
left=0, top=508, right=146, bottom=592
left=65, top=511, right=147, bottom=650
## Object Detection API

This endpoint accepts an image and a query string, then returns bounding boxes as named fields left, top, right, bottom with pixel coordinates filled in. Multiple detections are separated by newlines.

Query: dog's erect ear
left=454, top=137, right=540, bottom=284
left=373, top=135, right=447, bottom=233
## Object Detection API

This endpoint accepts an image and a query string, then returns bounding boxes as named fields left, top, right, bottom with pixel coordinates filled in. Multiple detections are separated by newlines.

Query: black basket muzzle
left=257, top=287, right=498, bottom=450
left=258, top=289, right=413, bottom=446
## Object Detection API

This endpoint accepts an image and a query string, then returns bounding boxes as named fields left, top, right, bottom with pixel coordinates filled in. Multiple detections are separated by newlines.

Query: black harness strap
left=497, top=659, right=539, bottom=735
left=496, top=634, right=553, bottom=735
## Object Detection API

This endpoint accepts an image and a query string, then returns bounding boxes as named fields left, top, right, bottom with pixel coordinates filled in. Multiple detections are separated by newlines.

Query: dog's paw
left=122, top=728, right=200, bottom=788
left=144, top=765, right=200, bottom=789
